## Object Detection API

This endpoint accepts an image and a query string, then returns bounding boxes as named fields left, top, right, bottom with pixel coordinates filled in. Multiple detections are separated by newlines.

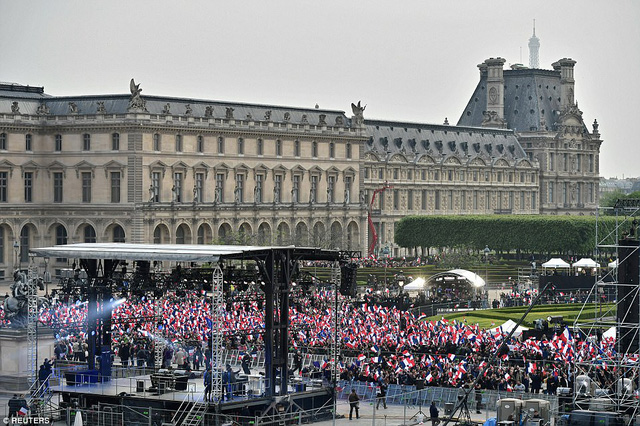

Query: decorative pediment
left=0, top=159, right=17, bottom=177
left=20, top=160, right=41, bottom=178
left=515, top=159, right=533, bottom=168
left=494, top=158, right=510, bottom=167
left=325, top=166, right=340, bottom=179
left=149, top=160, right=168, bottom=178
left=233, top=163, right=249, bottom=174
left=253, top=163, right=270, bottom=179
left=469, top=157, right=487, bottom=167
left=73, top=160, right=96, bottom=178
left=416, top=154, right=436, bottom=165
left=389, top=153, right=408, bottom=163
left=46, top=160, right=66, bottom=178
left=171, top=161, right=189, bottom=173
left=103, top=160, right=126, bottom=179
left=290, top=165, right=305, bottom=181
left=343, top=166, right=357, bottom=178
left=213, top=162, right=231, bottom=178
left=192, top=161, right=210, bottom=178
left=444, top=156, right=461, bottom=165
left=364, top=152, right=382, bottom=162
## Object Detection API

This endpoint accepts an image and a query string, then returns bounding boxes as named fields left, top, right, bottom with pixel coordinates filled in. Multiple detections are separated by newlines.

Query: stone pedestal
left=0, top=327, right=56, bottom=392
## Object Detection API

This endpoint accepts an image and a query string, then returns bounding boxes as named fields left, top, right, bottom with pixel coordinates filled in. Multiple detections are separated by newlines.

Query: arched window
left=56, top=225, right=68, bottom=262
left=113, top=225, right=125, bottom=243
left=20, top=226, right=30, bottom=264
left=84, top=225, right=96, bottom=243
left=153, top=227, right=162, bottom=244
left=176, top=226, right=185, bottom=244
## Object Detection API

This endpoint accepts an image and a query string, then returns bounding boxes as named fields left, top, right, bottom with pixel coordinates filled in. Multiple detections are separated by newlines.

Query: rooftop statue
left=128, top=78, right=148, bottom=112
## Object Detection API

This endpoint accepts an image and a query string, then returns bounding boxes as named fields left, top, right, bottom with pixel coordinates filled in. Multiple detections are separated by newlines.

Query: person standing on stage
left=348, top=389, right=360, bottom=420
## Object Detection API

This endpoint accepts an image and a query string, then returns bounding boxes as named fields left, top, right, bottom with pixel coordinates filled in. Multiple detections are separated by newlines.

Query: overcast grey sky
left=1, top=0, right=638, bottom=178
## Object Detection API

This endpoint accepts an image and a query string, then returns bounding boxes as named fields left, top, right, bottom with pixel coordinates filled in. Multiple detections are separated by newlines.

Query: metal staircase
left=178, top=400, right=209, bottom=426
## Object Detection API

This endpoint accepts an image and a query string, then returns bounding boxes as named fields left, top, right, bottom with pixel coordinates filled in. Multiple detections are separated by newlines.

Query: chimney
left=552, top=58, right=577, bottom=110
left=482, top=57, right=506, bottom=127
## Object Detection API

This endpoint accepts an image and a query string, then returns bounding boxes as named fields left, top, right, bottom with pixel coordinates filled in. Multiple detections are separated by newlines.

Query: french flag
left=371, top=344, right=380, bottom=353
left=358, top=354, right=366, bottom=361
left=527, top=362, right=537, bottom=374
left=426, top=373, right=434, bottom=383
left=18, top=407, right=28, bottom=416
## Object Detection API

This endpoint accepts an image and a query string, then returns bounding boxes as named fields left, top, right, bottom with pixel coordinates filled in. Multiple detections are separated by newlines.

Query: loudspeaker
left=617, top=238, right=640, bottom=354
left=340, top=264, right=358, bottom=297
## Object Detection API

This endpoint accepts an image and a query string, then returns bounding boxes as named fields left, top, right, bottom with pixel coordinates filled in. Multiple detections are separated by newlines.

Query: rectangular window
left=448, top=170, right=453, bottom=181
left=112, top=133, right=120, bottom=151
left=435, top=190, right=441, bottom=210
left=294, top=140, right=300, bottom=157
left=421, top=189, right=427, bottom=209
left=277, top=140, right=283, bottom=157
left=532, top=192, right=537, bottom=210
left=520, top=191, right=525, bottom=210
left=310, top=175, right=318, bottom=203
left=0, top=133, right=6, bottom=150
left=195, top=172, right=204, bottom=203
left=393, top=189, right=399, bottom=210
left=520, top=172, right=525, bottom=183
left=448, top=190, right=453, bottom=210
left=485, top=171, right=490, bottom=181
left=238, top=137, right=244, bottom=155
left=174, top=172, right=183, bottom=202
left=434, top=171, right=440, bottom=181
left=548, top=182, right=554, bottom=203
left=53, top=172, right=63, bottom=203
left=197, top=136, right=204, bottom=153
left=346, top=143, right=352, bottom=159
left=563, top=182, right=568, bottom=204
left=589, top=154, right=594, bottom=172
left=509, top=191, right=514, bottom=210
left=422, top=170, right=426, bottom=180
left=24, top=172, right=33, bottom=203
left=498, top=191, right=503, bottom=210
left=255, top=174, right=263, bottom=203
left=408, top=189, right=413, bottom=210
left=55, top=134, right=62, bottom=152
left=393, top=169, right=399, bottom=179
left=25, top=134, right=32, bottom=151
left=217, top=137, right=225, bottom=154
left=485, top=191, right=490, bottom=209
left=407, top=170, right=413, bottom=180
left=589, top=183, right=594, bottom=203
left=344, top=176, right=352, bottom=204
left=576, top=154, right=581, bottom=172
left=235, top=174, right=244, bottom=203
left=274, top=174, right=282, bottom=203
left=473, top=191, right=478, bottom=210
left=378, top=169, right=384, bottom=179
left=111, top=172, right=121, bottom=203
left=153, top=134, right=161, bottom=151
left=82, top=172, right=92, bottom=203
left=461, top=190, right=466, bottom=210
left=379, top=187, right=385, bottom=210
left=577, top=183, right=582, bottom=204
left=258, top=139, right=264, bottom=156
left=563, top=153, right=568, bottom=171
left=83, top=134, right=91, bottom=151
left=175, top=135, right=182, bottom=152
left=215, top=173, right=224, bottom=203
left=292, top=175, right=300, bottom=203
left=0, top=171, right=7, bottom=202
left=327, top=175, right=335, bottom=203
left=549, top=153, right=555, bottom=171
left=151, top=171, right=161, bottom=202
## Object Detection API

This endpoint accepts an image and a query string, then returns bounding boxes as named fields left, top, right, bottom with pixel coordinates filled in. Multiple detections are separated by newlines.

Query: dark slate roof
left=0, top=83, right=50, bottom=99
left=364, top=119, right=528, bottom=161
left=0, top=88, right=349, bottom=126
left=457, top=68, right=563, bottom=132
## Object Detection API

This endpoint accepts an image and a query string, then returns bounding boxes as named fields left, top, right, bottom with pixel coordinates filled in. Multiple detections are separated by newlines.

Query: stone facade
left=0, top=56, right=602, bottom=269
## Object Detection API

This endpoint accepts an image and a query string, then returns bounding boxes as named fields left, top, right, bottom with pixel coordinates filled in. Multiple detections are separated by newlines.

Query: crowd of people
left=0, top=276, right=624, bottom=394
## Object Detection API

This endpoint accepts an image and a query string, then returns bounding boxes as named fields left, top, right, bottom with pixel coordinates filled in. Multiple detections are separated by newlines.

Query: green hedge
left=395, top=215, right=617, bottom=255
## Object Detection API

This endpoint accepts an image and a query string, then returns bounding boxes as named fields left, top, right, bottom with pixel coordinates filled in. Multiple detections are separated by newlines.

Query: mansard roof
left=363, top=119, right=527, bottom=162
left=0, top=87, right=350, bottom=127
left=457, top=68, right=562, bottom=133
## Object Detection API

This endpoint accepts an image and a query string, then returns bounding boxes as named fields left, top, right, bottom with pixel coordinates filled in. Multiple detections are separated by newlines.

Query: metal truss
left=210, top=265, right=224, bottom=403
left=27, top=262, right=39, bottom=387
left=572, top=203, right=640, bottom=419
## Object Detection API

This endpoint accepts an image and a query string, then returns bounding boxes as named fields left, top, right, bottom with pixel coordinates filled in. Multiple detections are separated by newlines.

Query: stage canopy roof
left=428, top=269, right=486, bottom=288
left=542, top=258, right=571, bottom=269
left=30, top=243, right=339, bottom=263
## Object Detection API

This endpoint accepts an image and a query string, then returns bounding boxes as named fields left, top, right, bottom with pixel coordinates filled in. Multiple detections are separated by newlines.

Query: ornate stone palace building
left=0, top=57, right=602, bottom=275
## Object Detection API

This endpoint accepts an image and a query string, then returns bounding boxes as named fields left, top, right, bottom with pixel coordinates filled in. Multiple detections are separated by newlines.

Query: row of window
left=367, top=189, right=538, bottom=212
left=150, top=171, right=354, bottom=204
left=0, top=132, right=352, bottom=159
left=0, top=224, right=124, bottom=264
left=548, top=152, right=595, bottom=173
left=547, top=182, right=596, bottom=204
left=152, top=134, right=352, bottom=158
left=0, top=132, right=120, bottom=152
left=365, top=167, right=537, bottom=184
left=0, top=171, right=121, bottom=203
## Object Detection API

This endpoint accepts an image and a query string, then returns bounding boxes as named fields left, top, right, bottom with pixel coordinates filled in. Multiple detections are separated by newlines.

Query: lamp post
left=13, top=240, right=19, bottom=270
left=484, top=245, right=490, bottom=286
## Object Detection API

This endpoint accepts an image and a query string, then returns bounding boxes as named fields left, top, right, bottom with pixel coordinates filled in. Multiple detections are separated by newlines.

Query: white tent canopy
left=403, top=277, right=426, bottom=292
left=572, top=258, right=601, bottom=268
left=608, top=259, right=618, bottom=269
left=542, top=258, right=571, bottom=269
left=447, top=269, right=486, bottom=288
left=490, top=319, right=529, bottom=338
left=603, top=326, right=616, bottom=340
